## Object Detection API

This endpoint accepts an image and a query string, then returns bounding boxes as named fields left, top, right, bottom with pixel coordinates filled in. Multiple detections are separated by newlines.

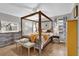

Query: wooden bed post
left=51, top=21, right=53, bottom=32
left=38, top=11, right=42, bottom=55
left=21, top=18, right=22, bottom=38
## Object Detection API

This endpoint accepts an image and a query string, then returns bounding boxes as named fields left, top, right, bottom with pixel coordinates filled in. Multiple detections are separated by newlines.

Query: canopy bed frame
left=21, top=11, right=53, bottom=55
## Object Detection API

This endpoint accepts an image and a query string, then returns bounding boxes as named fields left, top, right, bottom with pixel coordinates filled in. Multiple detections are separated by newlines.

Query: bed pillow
left=43, top=34, right=49, bottom=41
left=30, top=34, right=37, bottom=42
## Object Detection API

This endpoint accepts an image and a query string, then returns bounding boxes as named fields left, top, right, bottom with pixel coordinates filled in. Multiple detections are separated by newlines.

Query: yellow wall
left=67, top=20, right=78, bottom=56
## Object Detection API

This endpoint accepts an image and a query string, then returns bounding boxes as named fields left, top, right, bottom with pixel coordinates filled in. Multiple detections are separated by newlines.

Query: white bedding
left=35, top=33, right=53, bottom=49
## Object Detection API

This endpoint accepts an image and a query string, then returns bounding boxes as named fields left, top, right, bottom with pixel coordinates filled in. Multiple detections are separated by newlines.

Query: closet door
left=67, top=20, right=78, bottom=56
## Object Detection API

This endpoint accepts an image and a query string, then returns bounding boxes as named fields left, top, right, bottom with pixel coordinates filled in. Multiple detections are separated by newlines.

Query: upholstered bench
left=22, top=42, right=35, bottom=56
left=15, top=38, right=35, bottom=56
left=15, top=38, right=29, bottom=54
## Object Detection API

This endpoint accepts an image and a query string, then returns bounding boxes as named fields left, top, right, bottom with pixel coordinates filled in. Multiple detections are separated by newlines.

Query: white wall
left=41, top=22, right=51, bottom=30
left=0, top=12, right=36, bottom=36
left=22, top=20, right=33, bottom=36
left=0, top=12, right=52, bottom=36
left=0, top=12, right=21, bottom=31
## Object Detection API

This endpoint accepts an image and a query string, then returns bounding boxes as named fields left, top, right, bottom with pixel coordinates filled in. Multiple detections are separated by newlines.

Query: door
left=67, top=20, right=78, bottom=56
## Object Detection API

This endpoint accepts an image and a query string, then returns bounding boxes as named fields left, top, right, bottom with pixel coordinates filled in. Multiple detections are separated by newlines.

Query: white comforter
left=35, top=33, right=53, bottom=49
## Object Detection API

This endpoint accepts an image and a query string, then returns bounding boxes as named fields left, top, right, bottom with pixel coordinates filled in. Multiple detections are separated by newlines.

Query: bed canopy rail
left=21, top=11, right=53, bottom=55
left=21, top=11, right=52, bottom=21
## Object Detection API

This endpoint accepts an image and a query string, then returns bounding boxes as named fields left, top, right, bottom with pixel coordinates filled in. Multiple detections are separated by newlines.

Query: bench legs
left=34, top=47, right=35, bottom=53
left=27, top=47, right=35, bottom=56
left=28, top=48, right=30, bottom=56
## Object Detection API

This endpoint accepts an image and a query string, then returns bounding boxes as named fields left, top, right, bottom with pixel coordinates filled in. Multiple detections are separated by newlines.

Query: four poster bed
left=20, top=11, right=53, bottom=54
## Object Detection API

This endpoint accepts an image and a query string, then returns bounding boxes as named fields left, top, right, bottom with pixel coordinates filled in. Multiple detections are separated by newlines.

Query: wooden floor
left=0, top=43, right=66, bottom=56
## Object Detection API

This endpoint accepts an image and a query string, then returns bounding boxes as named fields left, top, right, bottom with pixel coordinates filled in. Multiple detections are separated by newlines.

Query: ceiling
left=0, top=3, right=75, bottom=19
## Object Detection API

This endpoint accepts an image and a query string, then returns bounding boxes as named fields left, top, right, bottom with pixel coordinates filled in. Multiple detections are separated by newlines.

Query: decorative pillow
left=43, top=35, right=49, bottom=41
left=20, top=38, right=29, bottom=43
left=30, top=34, right=37, bottom=42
